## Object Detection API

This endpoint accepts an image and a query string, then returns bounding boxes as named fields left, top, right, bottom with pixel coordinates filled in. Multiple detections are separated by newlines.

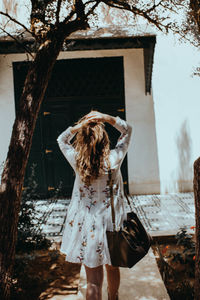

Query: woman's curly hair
left=73, top=115, right=110, bottom=185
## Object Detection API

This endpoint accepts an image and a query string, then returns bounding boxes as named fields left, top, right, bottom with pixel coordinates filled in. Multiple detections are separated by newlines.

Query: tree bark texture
left=190, top=0, right=200, bottom=34
left=0, top=33, right=65, bottom=300
left=193, top=157, right=200, bottom=300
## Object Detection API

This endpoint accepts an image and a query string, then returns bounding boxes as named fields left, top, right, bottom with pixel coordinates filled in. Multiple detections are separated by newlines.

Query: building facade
left=0, top=30, right=160, bottom=197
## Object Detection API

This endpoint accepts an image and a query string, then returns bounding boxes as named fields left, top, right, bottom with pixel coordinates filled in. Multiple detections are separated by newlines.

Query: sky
left=152, top=32, right=200, bottom=193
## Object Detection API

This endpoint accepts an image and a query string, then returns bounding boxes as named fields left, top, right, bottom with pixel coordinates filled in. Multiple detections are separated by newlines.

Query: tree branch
left=60, top=0, right=100, bottom=34
left=169, top=21, right=199, bottom=46
left=159, top=2, right=183, bottom=14
left=102, top=0, right=166, bottom=31
left=61, top=8, right=76, bottom=25
left=56, top=0, right=62, bottom=24
left=0, top=26, right=34, bottom=58
left=190, top=0, right=200, bottom=30
left=61, top=16, right=89, bottom=36
left=30, top=0, right=55, bottom=26
left=85, top=0, right=100, bottom=17
left=75, top=0, right=87, bottom=20
left=145, top=0, right=164, bottom=13
left=0, top=11, right=35, bottom=37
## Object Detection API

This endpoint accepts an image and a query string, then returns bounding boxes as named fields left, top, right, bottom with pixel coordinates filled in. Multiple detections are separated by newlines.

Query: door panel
left=42, top=100, right=75, bottom=197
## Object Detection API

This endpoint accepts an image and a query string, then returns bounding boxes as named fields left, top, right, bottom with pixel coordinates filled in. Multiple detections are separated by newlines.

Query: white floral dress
left=57, top=116, right=132, bottom=267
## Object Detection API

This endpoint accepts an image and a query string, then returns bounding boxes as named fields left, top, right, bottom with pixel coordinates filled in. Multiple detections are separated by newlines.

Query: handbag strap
left=124, top=191, right=134, bottom=211
left=108, top=169, right=116, bottom=231
left=108, top=170, right=133, bottom=231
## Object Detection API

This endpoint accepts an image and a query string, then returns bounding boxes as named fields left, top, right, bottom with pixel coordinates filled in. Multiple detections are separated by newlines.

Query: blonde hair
left=73, top=115, right=110, bottom=185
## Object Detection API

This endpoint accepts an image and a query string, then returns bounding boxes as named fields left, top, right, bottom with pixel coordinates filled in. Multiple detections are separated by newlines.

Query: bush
left=154, top=227, right=195, bottom=300
left=16, top=164, right=52, bottom=253
left=12, top=164, right=64, bottom=298
left=171, top=227, right=195, bottom=277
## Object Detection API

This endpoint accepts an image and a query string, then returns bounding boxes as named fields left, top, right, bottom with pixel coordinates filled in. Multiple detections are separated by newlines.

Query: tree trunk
left=190, top=0, right=200, bottom=34
left=193, top=157, right=200, bottom=299
left=0, top=34, right=65, bottom=300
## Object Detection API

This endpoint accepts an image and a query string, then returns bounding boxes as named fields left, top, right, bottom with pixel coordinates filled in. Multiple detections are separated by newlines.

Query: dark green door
left=13, top=56, right=128, bottom=198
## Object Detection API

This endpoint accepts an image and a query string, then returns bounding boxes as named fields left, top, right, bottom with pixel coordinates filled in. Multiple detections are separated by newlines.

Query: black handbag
left=106, top=170, right=153, bottom=268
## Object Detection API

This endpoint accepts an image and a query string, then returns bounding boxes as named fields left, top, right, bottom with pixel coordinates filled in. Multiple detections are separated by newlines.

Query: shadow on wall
left=176, top=120, right=193, bottom=193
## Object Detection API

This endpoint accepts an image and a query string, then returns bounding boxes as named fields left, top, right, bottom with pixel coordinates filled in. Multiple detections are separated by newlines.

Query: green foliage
left=171, top=227, right=195, bottom=276
left=16, top=163, right=52, bottom=253
left=175, top=227, right=195, bottom=249
left=155, top=227, right=195, bottom=299
left=156, top=242, right=176, bottom=283
left=12, top=164, right=64, bottom=298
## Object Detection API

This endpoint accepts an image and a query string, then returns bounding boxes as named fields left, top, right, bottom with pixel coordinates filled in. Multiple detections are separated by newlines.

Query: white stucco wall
left=0, top=49, right=160, bottom=194
left=0, top=54, right=17, bottom=169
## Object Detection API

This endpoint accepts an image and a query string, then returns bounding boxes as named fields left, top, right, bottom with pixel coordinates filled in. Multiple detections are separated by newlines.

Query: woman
left=57, top=111, right=132, bottom=300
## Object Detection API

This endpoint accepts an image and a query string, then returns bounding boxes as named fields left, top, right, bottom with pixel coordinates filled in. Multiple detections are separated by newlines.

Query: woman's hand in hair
left=71, top=119, right=90, bottom=134
left=70, top=113, right=98, bottom=134
left=71, top=112, right=116, bottom=134
left=85, top=111, right=105, bottom=123
left=85, top=111, right=116, bottom=126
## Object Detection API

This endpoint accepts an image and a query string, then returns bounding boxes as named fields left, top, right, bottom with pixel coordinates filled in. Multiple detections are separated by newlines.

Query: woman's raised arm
left=111, top=116, right=132, bottom=165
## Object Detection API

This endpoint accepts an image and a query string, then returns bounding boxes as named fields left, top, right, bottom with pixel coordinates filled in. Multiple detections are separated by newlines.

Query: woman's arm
left=102, top=114, right=116, bottom=126
left=57, top=126, right=77, bottom=168
left=57, top=117, right=93, bottom=166
left=70, top=122, right=85, bottom=135
left=111, top=116, right=133, bottom=165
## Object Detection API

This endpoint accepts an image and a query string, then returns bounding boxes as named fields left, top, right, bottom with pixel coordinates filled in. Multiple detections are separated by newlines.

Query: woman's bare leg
left=105, top=264, right=120, bottom=300
left=84, top=265, right=104, bottom=300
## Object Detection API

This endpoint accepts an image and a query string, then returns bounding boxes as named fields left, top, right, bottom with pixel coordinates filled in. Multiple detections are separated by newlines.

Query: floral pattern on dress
left=102, top=177, right=111, bottom=208
left=86, top=199, right=97, bottom=211
left=103, top=198, right=110, bottom=208
left=90, top=223, right=96, bottom=239
left=96, top=242, right=103, bottom=264
left=69, top=220, right=74, bottom=227
left=78, top=221, right=84, bottom=232
left=84, top=184, right=96, bottom=199
left=79, top=184, right=97, bottom=211
left=102, top=185, right=110, bottom=198
left=68, top=211, right=78, bottom=228
left=79, top=187, right=86, bottom=198
left=77, top=236, right=87, bottom=262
